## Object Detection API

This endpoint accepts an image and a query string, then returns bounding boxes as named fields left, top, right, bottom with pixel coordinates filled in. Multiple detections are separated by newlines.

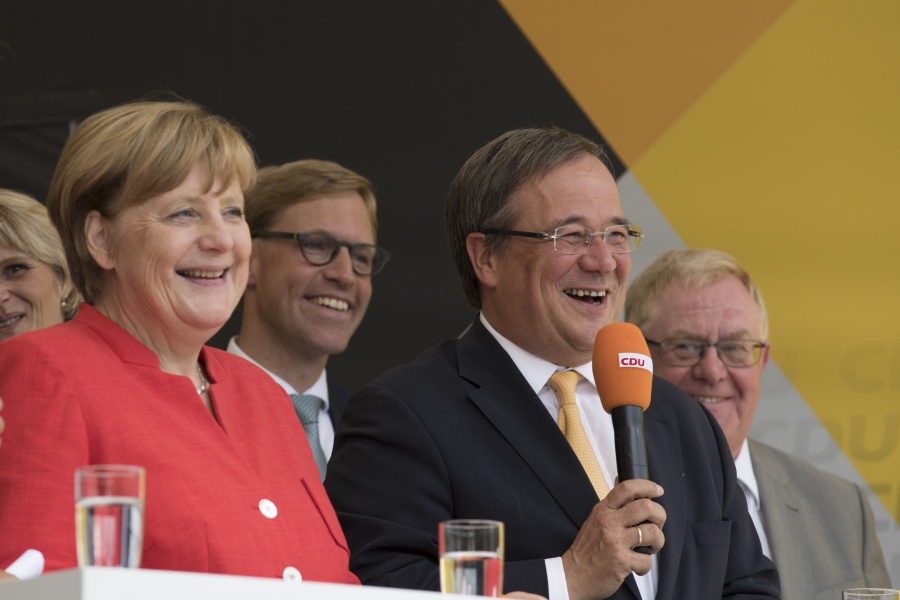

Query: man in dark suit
left=625, top=247, right=890, bottom=599
left=325, top=128, right=780, bottom=599
left=229, top=159, right=390, bottom=480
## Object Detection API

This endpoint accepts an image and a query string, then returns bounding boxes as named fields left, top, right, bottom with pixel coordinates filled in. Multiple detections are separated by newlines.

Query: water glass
left=843, top=590, right=900, bottom=600
left=75, top=465, right=145, bottom=567
left=439, top=519, right=504, bottom=597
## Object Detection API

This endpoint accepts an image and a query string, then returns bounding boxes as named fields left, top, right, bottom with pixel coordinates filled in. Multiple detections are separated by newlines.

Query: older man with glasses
left=625, top=247, right=890, bottom=599
left=229, top=159, right=389, bottom=481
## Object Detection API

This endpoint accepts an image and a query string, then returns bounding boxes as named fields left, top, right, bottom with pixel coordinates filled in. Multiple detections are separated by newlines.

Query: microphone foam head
left=592, top=322, right=653, bottom=413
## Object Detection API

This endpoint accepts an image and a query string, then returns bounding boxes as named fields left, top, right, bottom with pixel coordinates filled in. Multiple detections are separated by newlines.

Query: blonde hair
left=46, top=100, right=257, bottom=304
left=625, top=248, right=769, bottom=339
left=0, top=189, right=80, bottom=319
left=245, top=159, right=378, bottom=237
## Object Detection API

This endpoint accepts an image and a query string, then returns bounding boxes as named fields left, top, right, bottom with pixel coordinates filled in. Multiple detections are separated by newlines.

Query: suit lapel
left=457, top=320, right=600, bottom=528
left=640, top=391, right=685, bottom=600
left=750, top=439, right=810, bottom=599
left=327, top=381, right=350, bottom=427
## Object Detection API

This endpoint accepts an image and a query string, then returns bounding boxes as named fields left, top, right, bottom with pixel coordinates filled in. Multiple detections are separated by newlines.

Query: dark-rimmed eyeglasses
left=645, top=338, right=766, bottom=368
left=482, top=223, right=643, bottom=254
left=252, top=231, right=391, bottom=276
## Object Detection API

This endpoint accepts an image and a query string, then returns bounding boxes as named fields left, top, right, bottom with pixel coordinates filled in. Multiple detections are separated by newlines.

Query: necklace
left=196, top=363, right=208, bottom=395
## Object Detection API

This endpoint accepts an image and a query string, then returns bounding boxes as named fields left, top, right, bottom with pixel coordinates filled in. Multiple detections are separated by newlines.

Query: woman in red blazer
left=0, top=100, right=358, bottom=585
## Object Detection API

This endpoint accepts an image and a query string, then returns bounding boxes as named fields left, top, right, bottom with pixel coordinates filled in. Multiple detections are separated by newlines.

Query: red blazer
left=0, top=305, right=358, bottom=584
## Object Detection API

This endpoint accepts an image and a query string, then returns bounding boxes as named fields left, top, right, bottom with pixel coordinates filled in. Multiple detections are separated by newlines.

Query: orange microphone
left=592, top=322, right=653, bottom=482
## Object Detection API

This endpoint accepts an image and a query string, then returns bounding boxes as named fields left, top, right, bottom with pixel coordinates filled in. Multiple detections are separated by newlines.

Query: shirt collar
left=478, top=313, right=596, bottom=391
left=226, top=336, right=330, bottom=408
left=734, top=438, right=760, bottom=510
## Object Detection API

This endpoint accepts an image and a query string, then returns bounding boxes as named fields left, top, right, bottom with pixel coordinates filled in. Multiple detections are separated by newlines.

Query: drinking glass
left=75, top=465, right=145, bottom=567
left=439, top=519, right=504, bottom=597
left=843, top=590, right=900, bottom=600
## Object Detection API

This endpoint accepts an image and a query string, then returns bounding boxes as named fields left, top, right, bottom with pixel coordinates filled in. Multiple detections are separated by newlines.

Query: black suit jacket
left=326, top=319, right=780, bottom=599
left=327, top=381, right=350, bottom=427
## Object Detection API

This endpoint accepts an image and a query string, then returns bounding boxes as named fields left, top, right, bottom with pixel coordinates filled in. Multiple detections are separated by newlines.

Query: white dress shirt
left=480, top=314, right=657, bottom=600
left=734, top=439, right=772, bottom=559
left=226, top=336, right=336, bottom=459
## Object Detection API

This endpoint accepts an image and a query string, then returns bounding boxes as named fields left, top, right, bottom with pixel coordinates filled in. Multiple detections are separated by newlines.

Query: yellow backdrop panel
left=498, top=0, right=794, bottom=164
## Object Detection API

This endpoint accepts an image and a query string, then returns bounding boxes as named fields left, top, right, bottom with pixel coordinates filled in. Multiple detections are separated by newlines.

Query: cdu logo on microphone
left=618, top=352, right=653, bottom=374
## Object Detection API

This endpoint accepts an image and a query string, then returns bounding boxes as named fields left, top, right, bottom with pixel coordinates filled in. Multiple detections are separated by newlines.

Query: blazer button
left=259, top=499, right=278, bottom=519
left=283, top=566, right=302, bottom=581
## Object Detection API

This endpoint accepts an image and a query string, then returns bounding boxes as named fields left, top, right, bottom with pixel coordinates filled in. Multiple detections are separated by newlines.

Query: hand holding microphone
left=561, top=322, right=664, bottom=598
left=593, top=322, right=656, bottom=554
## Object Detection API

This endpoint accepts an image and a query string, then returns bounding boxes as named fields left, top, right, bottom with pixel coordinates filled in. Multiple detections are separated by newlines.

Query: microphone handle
left=611, top=405, right=651, bottom=554
left=611, top=405, right=648, bottom=481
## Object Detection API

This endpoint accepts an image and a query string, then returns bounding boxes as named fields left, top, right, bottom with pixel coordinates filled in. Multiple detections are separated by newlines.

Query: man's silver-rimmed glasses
left=481, top=223, right=643, bottom=254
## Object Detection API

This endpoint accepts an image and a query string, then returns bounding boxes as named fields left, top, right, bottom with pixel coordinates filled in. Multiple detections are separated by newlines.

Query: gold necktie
left=548, top=370, right=610, bottom=500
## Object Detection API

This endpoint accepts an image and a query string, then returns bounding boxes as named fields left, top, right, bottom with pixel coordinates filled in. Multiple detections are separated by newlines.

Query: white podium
left=1, top=568, right=450, bottom=600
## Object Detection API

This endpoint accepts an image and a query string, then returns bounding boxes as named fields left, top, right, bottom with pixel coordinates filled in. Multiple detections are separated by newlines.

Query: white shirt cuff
left=5, top=550, right=44, bottom=580
left=544, top=556, right=570, bottom=600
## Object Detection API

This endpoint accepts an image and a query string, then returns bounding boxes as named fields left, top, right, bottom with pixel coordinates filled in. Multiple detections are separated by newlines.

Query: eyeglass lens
left=299, top=232, right=386, bottom=276
left=660, top=339, right=762, bottom=367
left=552, top=224, right=641, bottom=254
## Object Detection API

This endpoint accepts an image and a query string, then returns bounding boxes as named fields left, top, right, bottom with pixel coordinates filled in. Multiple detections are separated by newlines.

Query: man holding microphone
left=326, top=127, right=780, bottom=599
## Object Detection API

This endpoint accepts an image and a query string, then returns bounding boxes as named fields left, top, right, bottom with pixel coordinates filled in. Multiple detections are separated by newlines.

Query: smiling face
left=472, top=154, right=630, bottom=366
left=245, top=192, right=374, bottom=363
left=0, top=244, right=67, bottom=341
left=87, top=160, right=250, bottom=347
left=641, top=275, right=770, bottom=459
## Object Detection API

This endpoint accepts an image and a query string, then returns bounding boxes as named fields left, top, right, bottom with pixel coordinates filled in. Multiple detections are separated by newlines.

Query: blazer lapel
left=640, top=392, right=685, bottom=600
left=750, top=439, right=811, bottom=599
left=457, top=320, right=599, bottom=528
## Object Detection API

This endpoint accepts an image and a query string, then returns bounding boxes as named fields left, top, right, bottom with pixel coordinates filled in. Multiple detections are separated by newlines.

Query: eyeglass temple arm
left=482, top=228, right=549, bottom=240
left=251, top=232, right=299, bottom=240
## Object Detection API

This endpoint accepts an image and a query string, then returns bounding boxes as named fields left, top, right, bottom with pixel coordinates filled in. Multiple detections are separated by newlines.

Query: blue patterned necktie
left=290, top=394, right=327, bottom=481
